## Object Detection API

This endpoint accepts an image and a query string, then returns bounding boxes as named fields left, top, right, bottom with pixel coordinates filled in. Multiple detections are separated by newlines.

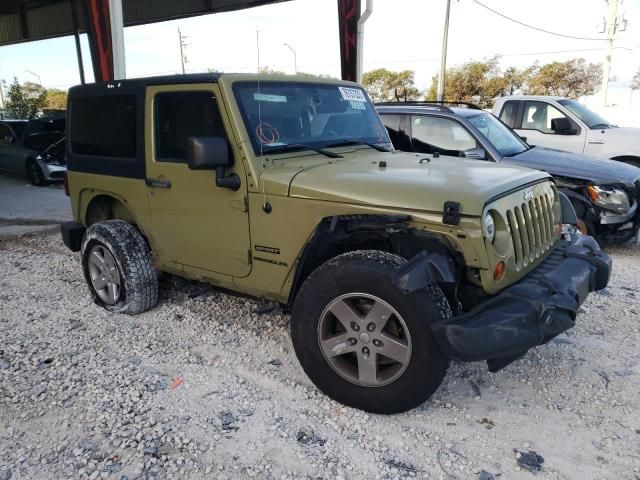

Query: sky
left=0, top=0, right=639, bottom=107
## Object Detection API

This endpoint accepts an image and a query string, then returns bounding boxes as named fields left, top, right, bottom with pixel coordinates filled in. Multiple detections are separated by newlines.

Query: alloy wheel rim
left=87, top=245, right=121, bottom=305
left=317, top=293, right=412, bottom=387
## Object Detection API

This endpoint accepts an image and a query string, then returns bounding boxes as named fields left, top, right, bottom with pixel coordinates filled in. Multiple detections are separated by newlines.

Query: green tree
left=5, top=78, right=47, bottom=119
left=296, top=71, right=333, bottom=78
left=44, top=88, right=68, bottom=110
left=259, top=66, right=286, bottom=75
left=632, top=69, right=640, bottom=91
left=502, top=66, right=530, bottom=96
left=525, top=58, right=602, bottom=98
left=426, top=56, right=506, bottom=108
left=362, top=69, right=421, bottom=102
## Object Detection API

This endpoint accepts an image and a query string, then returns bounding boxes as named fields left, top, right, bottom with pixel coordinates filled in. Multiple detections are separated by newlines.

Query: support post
left=70, top=0, right=86, bottom=84
left=85, top=0, right=114, bottom=82
left=356, top=0, right=372, bottom=84
left=108, top=0, right=126, bottom=79
left=337, top=0, right=361, bottom=82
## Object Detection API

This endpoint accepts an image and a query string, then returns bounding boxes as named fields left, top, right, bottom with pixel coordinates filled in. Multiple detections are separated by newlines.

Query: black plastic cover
left=60, top=221, right=86, bottom=252
left=431, top=233, right=611, bottom=369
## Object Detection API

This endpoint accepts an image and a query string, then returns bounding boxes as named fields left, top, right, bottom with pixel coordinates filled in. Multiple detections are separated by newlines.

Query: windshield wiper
left=262, top=143, right=342, bottom=158
left=324, top=139, right=390, bottom=152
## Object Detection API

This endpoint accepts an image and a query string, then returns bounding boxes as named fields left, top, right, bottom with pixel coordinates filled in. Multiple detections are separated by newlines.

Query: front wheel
left=26, top=159, right=47, bottom=186
left=291, top=250, right=452, bottom=414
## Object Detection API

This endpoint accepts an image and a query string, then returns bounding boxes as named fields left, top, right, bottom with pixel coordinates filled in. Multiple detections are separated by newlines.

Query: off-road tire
left=291, top=250, right=451, bottom=414
left=26, top=158, right=47, bottom=186
left=81, top=220, right=158, bottom=315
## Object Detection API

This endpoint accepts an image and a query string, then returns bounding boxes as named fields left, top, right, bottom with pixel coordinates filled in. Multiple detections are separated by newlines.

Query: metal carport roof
left=0, top=0, right=290, bottom=46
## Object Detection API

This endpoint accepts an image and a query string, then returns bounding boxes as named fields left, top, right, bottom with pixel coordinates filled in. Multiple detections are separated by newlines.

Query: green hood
left=262, top=150, right=550, bottom=217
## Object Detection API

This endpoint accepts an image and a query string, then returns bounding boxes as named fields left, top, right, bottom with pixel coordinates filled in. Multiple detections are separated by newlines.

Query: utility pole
left=25, top=69, right=42, bottom=86
left=178, top=28, right=189, bottom=74
left=600, top=0, right=627, bottom=106
left=437, top=0, right=452, bottom=102
left=283, top=43, right=297, bottom=74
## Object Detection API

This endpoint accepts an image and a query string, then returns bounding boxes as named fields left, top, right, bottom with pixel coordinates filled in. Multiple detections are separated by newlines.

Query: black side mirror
left=551, top=117, right=576, bottom=135
left=186, top=136, right=240, bottom=190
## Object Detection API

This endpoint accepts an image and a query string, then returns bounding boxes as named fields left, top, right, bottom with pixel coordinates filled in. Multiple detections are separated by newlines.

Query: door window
left=379, top=114, right=410, bottom=151
left=410, top=115, right=477, bottom=156
left=521, top=101, right=567, bottom=134
left=498, top=101, right=518, bottom=128
left=154, top=91, right=227, bottom=163
left=0, top=124, right=15, bottom=145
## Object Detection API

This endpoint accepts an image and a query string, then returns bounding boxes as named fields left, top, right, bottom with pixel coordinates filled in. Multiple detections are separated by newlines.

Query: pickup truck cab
left=61, top=73, right=610, bottom=413
left=493, top=96, right=640, bottom=167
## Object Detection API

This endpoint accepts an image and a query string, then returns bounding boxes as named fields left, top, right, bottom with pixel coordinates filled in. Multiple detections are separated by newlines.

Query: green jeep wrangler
left=61, top=73, right=611, bottom=413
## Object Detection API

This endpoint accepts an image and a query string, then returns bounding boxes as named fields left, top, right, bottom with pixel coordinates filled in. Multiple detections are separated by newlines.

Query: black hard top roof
left=69, top=72, right=223, bottom=97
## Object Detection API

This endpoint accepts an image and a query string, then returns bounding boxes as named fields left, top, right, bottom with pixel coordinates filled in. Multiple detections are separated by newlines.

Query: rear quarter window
left=499, top=101, right=518, bottom=128
left=70, top=95, right=137, bottom=158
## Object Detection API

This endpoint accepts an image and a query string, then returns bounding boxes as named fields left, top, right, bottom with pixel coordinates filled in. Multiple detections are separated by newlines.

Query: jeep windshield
left=557, top=99, right=615, bottom=129
left=465, top=111, right=529, bottom=157
left=233, top=81, right=392, bottom=157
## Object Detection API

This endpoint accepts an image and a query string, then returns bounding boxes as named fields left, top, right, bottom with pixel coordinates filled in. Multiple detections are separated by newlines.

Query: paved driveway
left=0, top=173, right=71, bottom=237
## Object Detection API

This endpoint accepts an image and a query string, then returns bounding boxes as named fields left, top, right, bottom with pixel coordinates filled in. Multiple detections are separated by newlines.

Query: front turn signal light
left=586, top=185, right=599, bottom=202
left=493, top=261, right=506, bottom=281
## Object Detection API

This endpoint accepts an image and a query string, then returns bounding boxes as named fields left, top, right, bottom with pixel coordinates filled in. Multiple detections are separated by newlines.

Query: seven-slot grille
left=506, top=192, right=556, bottom=269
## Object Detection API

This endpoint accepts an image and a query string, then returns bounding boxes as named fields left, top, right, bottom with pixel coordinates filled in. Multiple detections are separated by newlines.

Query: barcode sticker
left=338, top=87, right=367, bottom=102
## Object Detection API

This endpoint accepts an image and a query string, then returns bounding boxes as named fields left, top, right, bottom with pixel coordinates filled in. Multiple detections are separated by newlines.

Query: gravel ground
left=1, top=233, right=639, bottom=480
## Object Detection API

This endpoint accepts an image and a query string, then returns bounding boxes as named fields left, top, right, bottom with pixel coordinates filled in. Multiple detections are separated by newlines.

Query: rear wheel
left=26, top=158, right=47, bottom=186
left=81, top=220, right=158, bottom=315
left=291, top=250, right=451, bottom=414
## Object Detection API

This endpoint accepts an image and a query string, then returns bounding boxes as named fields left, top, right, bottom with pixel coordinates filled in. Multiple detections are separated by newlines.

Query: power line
left=471, top=0, right=606, bottom=41
left=500, top=44, right=640, bottom=57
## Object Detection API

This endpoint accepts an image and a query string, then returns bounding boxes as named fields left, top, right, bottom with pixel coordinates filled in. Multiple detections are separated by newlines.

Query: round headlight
left=484, top=212, right=496, bottom=243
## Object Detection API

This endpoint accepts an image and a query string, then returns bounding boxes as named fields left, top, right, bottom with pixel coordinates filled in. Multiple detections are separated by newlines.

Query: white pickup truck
left=493, top=96, right=640, bottom=167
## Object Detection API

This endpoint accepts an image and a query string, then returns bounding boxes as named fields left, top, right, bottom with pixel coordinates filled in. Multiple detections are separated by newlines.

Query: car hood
left=505, top=147, right=640, bottom=187
left=261, top=149, right=550, bottom=217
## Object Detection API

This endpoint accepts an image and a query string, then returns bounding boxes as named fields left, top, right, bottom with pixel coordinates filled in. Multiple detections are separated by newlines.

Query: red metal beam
left=86, top=0, right=114, bottom=82
left=337, top=0, right=360, bottom=82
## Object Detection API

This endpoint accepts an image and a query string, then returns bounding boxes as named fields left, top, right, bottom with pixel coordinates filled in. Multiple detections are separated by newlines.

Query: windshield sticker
left=253, top=93, right=287, bottom=103
left=256, top=122, right=280, bottom=144
left=350, top=100, right=366, bottom=110
left=339, top=87, right=367, bottom=103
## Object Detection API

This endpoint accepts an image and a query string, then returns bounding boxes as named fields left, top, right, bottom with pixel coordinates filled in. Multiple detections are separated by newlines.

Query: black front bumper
left=432, top=233, right=611, bottom=371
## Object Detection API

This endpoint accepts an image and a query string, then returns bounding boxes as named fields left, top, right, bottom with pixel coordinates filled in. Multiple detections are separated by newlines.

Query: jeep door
left=145, top=84, right=251, bottom=278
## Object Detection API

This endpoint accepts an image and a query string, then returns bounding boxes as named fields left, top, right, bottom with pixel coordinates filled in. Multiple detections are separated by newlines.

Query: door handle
left=145, top=178, right=172, bottom=188
left=588, top=140, right=604, bottom=145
